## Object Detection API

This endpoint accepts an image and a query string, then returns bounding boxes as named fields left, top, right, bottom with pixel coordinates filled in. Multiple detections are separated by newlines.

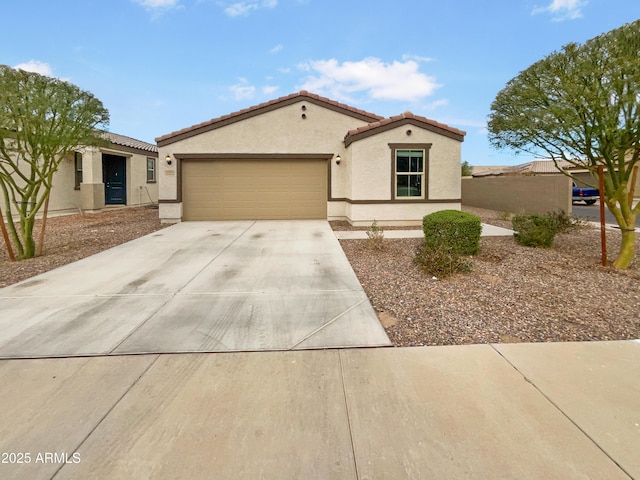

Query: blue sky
left=2, top=0, right=639, bottom=165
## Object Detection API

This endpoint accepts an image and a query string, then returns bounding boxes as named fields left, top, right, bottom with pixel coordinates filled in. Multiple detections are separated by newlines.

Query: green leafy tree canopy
left=461, top=160, right=473, bottom=177
left=0, top=65, right=109, bottom=259
left=488, top=20, right=640, bottom=269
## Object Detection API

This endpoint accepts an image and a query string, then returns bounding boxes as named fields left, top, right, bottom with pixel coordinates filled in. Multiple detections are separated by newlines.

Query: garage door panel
left=182, top=159, right=327, bottom=220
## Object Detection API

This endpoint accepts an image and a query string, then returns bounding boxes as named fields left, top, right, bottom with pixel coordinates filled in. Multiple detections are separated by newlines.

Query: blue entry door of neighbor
left=103, top=154, right=127, bottom=205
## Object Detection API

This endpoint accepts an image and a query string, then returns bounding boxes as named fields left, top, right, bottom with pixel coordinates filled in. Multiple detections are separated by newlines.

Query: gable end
left=157, top=91, right=383, bottom=147
left=344, top=114, right=466, bottom=147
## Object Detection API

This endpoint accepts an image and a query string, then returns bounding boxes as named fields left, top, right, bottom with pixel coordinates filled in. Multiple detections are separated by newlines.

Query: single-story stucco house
left=45, top=132, right=159, bottom=215
left=156, top=91, right=466, bottom=226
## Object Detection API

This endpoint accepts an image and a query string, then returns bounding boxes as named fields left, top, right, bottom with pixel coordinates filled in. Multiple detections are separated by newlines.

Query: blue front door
left=103, top=154, right=126, bottom=205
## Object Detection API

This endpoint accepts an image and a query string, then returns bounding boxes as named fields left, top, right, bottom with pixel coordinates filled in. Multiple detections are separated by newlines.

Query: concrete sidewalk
left=0, top=340, right=637, bottom=479
left=334, top=223, right=514, bottom=240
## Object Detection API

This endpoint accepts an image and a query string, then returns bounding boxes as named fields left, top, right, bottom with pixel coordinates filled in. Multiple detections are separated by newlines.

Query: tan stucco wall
left=78, top=146, right=105, bottom=212
left=462, top=176, right=572, bottom=215
left=158, top=100, right=361, bottom=206
left=84, top=147, right=158, bottom=211
left=2, top=145, right=158, bottom=217
left=125, top=152, right=159, bottom=207
left=1, top=151, right=83, bottom=216
left=49, top=155, right=83, bottom=213
left=345, top=203, right=462, bottom=226
left=348, top=126, right=461, bottom=201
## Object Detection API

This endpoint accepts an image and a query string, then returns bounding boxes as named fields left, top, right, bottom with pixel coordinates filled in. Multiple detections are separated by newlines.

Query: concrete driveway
left=0, top=220, right=391, bottom=358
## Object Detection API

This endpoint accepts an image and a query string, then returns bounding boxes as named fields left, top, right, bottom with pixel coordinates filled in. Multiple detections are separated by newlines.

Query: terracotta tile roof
left=517, top=159, right=575, bottom=174
left=156, top=91, right=384, bottom=145
left=472, top=160, right=581, bottom=177
left=103, top=131, right=157, bottom=153
left=344, top=111, right=466, bottom=146
left=471, top=165, right=513, bottom=177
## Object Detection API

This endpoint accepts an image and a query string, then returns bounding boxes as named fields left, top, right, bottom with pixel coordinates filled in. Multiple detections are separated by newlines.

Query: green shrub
left=498, top=211, right=512, bottom=221
left=422, top=210, right=481, bottom=255
left=413, top=242, right=472, bottom=278
left=546, top=210, right=587, bottom=233
left=366, top=220, right=385, bottom=251
left=512, top=214, right=557, bottom=248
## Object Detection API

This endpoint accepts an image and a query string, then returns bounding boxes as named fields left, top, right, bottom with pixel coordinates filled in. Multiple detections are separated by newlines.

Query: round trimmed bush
left=422, top=210, right=482, bottom=255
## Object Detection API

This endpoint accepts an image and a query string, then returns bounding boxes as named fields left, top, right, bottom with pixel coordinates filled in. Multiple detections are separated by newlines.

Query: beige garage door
left=182, top=159, right=328, bottom=220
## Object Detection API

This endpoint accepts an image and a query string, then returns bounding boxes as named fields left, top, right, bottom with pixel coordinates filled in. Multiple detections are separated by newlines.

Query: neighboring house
left=471, top=160, right=575, bottom=177
left=47, top=132, right=159, bottom=215
left=156, top=91, right=466, bottom=226
left=472, top=159, right=640, bottom=194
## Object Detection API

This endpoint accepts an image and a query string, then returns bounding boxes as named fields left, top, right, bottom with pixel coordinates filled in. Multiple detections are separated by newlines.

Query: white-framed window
left=395, top=149, right=425, bottom=198
left=146, top=157, right=156, bottom=183
left=74, top=151, right=83, bottom=190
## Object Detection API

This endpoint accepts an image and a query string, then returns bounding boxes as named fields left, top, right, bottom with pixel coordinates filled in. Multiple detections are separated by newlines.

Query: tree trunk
left=20, top=216, right=36, bottom=259
left=613, top=228, right=636, bottom=269
left=0, top=207, right=16, bottom=261
left=36, top=193, right=50, bottom=257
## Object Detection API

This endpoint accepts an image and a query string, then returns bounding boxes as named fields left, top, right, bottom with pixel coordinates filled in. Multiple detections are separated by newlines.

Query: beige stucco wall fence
left=462, top=176, right=572, bottom=215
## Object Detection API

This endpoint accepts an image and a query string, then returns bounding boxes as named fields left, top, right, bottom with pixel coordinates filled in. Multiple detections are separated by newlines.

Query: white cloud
left=230, top=78, right=256, bottom=100
left=297, top=57, right=441, bottom=102
left=135, top=0, right=179, bottom=6
left=13, top=60, right=53, bottom=77
left=439, top=117, right=487, bottom=134
left=402, top=54, right=433, bottom=63
left=423, top=99, right=449, bottom=111
left=222, top=0, right=277, bottom=17
left=262, top=85, right=279, bottom=95
left=133, top=0, right=180, bottom=18
left=532, top=0, right=587, bottom=21
left=270, top=44, right=284, bottom=54
left=224, top=2, right=257, bottom=16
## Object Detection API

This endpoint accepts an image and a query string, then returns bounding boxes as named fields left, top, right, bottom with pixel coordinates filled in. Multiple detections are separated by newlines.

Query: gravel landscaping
left=1, top=206, right=638, bottom=347
left=335, top=206, right=640, bottom=346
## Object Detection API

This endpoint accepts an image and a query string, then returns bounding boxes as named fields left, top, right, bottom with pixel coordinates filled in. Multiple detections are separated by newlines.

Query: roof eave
left=344, top=117, right=466, bottom=147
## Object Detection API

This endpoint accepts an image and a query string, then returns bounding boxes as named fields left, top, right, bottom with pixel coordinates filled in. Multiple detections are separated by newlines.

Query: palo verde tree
left=488, top=20, right=640, bottom=269
left=0, top=65, right=109, bottom=259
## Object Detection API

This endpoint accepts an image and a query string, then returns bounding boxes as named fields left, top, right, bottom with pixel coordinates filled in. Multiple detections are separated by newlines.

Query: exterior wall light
left=165, top=154, right=172, bottom=166
left=335, top=155, right=342, bottom=165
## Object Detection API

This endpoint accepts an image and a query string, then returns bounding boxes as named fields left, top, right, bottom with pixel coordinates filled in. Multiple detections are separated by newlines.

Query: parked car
left=572, top=181, right=599, bottom=205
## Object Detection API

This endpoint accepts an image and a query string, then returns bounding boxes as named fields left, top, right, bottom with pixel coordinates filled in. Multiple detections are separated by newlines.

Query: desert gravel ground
left=1, top=206, right=638, bottom=346
left=335, top=207, right=640, bottom=346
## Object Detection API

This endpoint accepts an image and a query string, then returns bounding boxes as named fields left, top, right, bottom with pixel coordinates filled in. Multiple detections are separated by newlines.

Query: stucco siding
left=159, top=202, right=182, bottom=223
left=159, top=101, right=365, bottom=202
left=462, top=176, right=571, bottom=215
left=327, top=200, right=348, bottom=220
left=125, top=152, right=159, bottom=207
left=347, top=202, right=461, bottom=226
left=160, top=101, right=361, bottom=155
left=2, top=134, right=158, bottom=218
left=1, top=151, right=82, bottom=216
left=348, top=126, right=461, bottom=201
left=49, top=156, right=82, bottom=213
